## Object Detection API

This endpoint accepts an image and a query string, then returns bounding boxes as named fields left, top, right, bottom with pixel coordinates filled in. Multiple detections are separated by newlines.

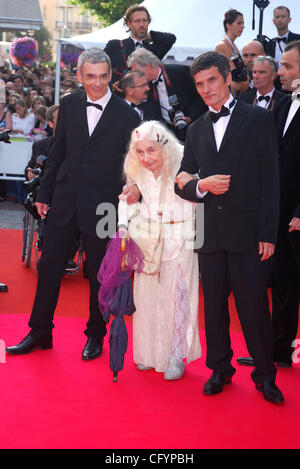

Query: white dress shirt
left=255, top=88, right=275, bottom=109
left=86, top=88, right=111, bottom=136
left=153, top=69, right=172, bottom=124
left=125, top=99, right=143, bottom=120
left=274, top=32, right=289, bottom=68
left=196, top=95, right=236, bottom=198
left=283, top=89, right=300, bottom=136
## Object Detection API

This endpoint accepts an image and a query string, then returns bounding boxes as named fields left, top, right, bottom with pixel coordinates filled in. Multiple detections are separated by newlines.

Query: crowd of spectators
left=0, top=65, right=81, bottom=202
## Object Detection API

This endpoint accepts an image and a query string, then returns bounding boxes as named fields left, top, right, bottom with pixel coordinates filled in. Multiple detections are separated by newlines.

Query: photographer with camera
left=216, top=9, right=250, bottom=97
left=127, top=48, right=207, bottom=141
left=25, top=104, right=59, bottom=183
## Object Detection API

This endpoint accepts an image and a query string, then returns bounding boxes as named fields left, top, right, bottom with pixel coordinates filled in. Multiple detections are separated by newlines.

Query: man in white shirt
left=118, top=70, right=150, bottom=120
left=104, top=4, right=176, bottom=85
left=6, top=48, right=140, bottom=360
left=175, top=51, right=284, bottom=404
left=127, top=48, right=207, bottom=140
left=239, top=55, right=288, bottom=112
left=263, top=6, right=300, bottom=66
left=238, top=40, right=300, bottom=371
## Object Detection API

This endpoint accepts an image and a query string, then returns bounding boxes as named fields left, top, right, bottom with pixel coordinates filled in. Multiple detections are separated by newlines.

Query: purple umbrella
left=98, top=232, right=144, bottom=381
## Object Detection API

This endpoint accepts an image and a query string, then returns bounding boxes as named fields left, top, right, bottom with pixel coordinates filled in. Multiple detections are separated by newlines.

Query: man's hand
left=35, top=202, right=50, bottom=219
left=175, top=171, right=196, bottom=189
left=259, top=242, right=275, bottom=261
left=119, top=184, right=141, bottom=204
left=289, top=217, right=300, bottom=232
left=26, top=167, right=35, bottom=181
left=198, top=174, right=231, bottom=195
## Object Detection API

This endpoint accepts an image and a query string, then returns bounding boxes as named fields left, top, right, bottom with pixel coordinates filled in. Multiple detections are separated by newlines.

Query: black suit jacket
left=104, top=31, right=176, bottom=83
left=175, top=100, right=280, bottom=253
left=36, top=90, right=140, bottom=237
left=143, top=63, right=207, bottom=123
left=262, top=31, right=300, bottom=58
left=239, top=88, right=289, bottom=113
left=275, top=98, right=300, bottom=226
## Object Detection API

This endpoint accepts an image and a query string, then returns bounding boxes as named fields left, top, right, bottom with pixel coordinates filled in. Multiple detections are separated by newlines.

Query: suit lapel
left=282, top=104, right=300, bottom=141
left=201, top=111, right=217, bottom=152
left=78, top=91, right=90, bottom=142
left=218, top=100, right=247, bottom=152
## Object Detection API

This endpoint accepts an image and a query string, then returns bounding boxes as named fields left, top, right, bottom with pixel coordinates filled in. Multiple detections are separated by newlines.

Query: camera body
left=23, top=167, right=42, bottom=191
left=168, top=94, right=187, bottom=141
left=230, top=54, right=248, bottom=82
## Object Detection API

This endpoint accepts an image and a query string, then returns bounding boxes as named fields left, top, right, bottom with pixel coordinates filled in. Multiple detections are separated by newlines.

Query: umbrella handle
left=121, top=237, right=126, bottom=271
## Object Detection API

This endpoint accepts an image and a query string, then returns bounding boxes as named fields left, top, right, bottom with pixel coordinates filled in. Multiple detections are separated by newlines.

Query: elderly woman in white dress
left=118, top=121, right=201, bottom=380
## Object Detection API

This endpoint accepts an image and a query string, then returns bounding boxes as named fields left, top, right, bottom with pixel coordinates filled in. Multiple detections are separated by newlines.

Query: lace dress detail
left=169, top=266, right=190, bottom=361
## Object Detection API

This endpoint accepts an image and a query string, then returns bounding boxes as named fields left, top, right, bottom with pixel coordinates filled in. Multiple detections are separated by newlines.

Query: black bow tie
left=276, top=36, right=287, bottom=44
left=258, top=95, right=271, bottom=102
left=153, top=73, right=163, bottom=86
left=210, top=104, right=232, bottom=123
left=135, top=41, right=144, bottom=49
left=86, top=102, right=103, bottom=111
left=130, top=102, right=142, bottom=109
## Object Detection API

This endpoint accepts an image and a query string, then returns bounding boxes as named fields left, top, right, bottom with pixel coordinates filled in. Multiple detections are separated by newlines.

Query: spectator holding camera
left=127, top=48, right=207, bottom=141
left=26, top=104, right=59, bottom=182
left=216, top=9, right=250, bottom=97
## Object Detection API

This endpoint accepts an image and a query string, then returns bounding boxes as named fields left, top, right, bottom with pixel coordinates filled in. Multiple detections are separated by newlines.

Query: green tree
left=68, top=0, right=142, bottom=26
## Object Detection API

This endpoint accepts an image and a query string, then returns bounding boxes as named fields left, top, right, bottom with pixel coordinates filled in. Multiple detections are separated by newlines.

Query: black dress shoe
left=237, top=356, right=292, bottom=368
left=6, top=334, right=53, bottom=355
left=237, top=356, right=255, bottom=366
left=0, top=282, right=8, bottom=292
left=81, top=337, right=103, bottom=360
left=203, top=370, right=235, bottom=395
left=255, top=380, right=284, bottom=404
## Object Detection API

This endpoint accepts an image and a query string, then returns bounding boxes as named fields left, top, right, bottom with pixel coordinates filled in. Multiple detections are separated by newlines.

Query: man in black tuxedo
left=238, top=41, right=300, bottom=369
left=6, top=48, right=140, bottom=359
left=118, top=70, right=150, bottom=120
left=262, top=6, right=300, bottom=65
left=175, top=51, right=284, bottom=404
left=239, top=55, right=288, bottom=112
left=127, top=48, right=207, bottom=140
left=104, top=4, right=176, bottom=85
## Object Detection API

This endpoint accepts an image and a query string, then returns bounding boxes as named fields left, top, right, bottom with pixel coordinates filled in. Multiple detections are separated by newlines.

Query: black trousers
left=28, top=215, right=108, bottom=340
left=199, top=250, right=276, bottom=384
left=272, top=227, right=300, bottom=363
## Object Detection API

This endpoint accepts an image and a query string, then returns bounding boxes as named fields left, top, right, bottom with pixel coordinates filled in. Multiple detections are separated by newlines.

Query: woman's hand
left=119, top=183, right=141, bottom=204
left=175, top=171, right=196, bottom=189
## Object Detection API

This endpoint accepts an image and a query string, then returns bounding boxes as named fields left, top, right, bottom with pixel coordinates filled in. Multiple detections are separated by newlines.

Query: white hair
left=124, top=120, right=183, bottom=182
left=77, top=47, right=111, bottom=72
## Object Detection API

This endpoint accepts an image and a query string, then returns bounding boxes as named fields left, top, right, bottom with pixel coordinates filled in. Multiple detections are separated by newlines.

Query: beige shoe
left=164, top=359, right=185, bottom=380
left=137, top=363, right=153, bottom=371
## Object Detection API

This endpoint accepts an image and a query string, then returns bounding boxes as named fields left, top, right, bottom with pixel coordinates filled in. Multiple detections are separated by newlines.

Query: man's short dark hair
left=223, top=9, right=243, bottom=32
left=119, top=70, right=145, bottom=93
left=190, top=52, right=231, bottom=82
left=273, top=6, right=290, bottom=17
left=46, top=104, right=59, bottom=123
left=285, top=40, right=300, bottom=58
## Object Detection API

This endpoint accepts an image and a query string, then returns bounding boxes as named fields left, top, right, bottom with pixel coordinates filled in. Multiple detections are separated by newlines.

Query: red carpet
left=0, top=228, right=300, bottom=449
